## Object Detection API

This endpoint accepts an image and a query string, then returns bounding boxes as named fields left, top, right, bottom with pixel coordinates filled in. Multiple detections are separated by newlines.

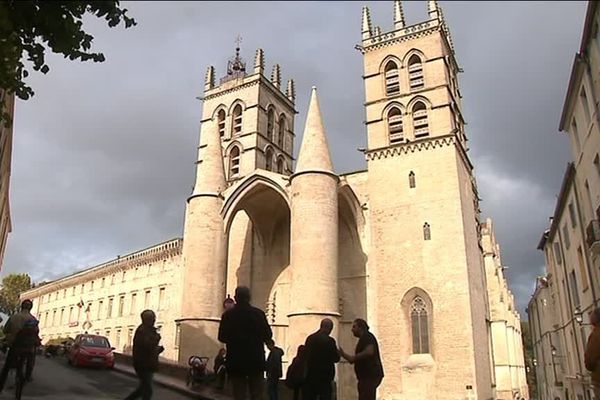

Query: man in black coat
left=303, top=318, right=340, bottom=400
left=218, top=286, right=273, bottom=400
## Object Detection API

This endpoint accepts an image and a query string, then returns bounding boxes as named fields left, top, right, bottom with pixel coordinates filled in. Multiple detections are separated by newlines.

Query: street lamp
left=574, top=306, right=583, bottom=325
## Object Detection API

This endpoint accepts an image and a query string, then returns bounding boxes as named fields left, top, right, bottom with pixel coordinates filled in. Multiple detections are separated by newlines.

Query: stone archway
left=223, top=174, right=291, bottom=355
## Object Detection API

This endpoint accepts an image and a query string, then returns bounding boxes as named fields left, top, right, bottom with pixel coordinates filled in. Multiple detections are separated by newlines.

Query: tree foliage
left=0, top=273, right=33, bottom=316
left=0, top=1, right=136, bottom=100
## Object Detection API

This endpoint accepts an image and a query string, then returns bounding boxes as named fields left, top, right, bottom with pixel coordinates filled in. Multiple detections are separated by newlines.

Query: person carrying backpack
left=0, top=299, right=41, bottom=393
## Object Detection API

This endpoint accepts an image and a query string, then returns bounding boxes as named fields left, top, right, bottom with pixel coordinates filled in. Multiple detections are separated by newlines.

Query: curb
left=112, top=364, right=215, bottom=400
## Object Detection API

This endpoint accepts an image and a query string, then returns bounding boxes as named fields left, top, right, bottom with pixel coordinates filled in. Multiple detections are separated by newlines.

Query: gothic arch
left=211, top=104, right=228, bottom=119
left=225, top=140, right=244, bottom=154
left=407, top=95, right=432, bottom=111
left=379, top=55, right=402, bottom=74
left=381, top=101, right=406, bottom=119
left=400, top=287, right=434, bottom=355
left=402, top=48, right=427, bottom=66
left=222, top=173, right=290, bottom=235
left=228, top=99, right=247, bottom=115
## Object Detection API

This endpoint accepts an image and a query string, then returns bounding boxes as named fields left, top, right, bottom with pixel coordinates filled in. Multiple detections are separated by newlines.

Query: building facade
left=0, top=89, right=14, bottom=270
left=482, top=219, right=529, bottom=399
left=22, top=2, right=528, bottom=399
left=529, top=1, right=600, bottom=399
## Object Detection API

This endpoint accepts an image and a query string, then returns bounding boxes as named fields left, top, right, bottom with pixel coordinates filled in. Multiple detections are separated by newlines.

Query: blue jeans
left=125, top=369, right=154, bottom=400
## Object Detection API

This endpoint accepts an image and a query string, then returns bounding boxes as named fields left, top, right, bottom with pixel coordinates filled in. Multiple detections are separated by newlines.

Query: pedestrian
left=218, top=286, right=273, bottom=400
left=285, top=345, right=307, bottom=400
left=214, top=348, right=227, bottom=390
left=125, top=310, right=164, bottom=400
left=265, top=339, right=284, bottom=400
left=585, top=308, right=600, bottom=399
left=0, top=299, right=40, bottom=392
left=303, top=318, right=340, bottom=400
left=339, top=318, right=384, bottom=400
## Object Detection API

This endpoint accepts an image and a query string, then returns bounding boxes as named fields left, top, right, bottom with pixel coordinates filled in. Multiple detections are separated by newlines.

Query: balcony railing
left=586, top=219, right=600, bottom=254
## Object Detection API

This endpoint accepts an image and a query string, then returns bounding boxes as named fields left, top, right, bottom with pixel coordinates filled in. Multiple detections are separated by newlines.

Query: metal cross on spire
left=235, top=34, right=243, bottom=50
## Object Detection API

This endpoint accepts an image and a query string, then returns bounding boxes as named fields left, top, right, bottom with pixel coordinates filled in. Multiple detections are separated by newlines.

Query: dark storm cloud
left=4, top=1, right=587, bottom=316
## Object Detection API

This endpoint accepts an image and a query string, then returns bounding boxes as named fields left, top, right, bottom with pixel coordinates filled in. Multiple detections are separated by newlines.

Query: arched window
left=267, top=107, right=275, bottom=142
left=217, top=109, right=226, bottom=137
left=229, top=146, right=241, bottom=178
left=232, top=105, right=243, bottom=136
left=278, top=115, right=286, bottom=149
left=408, top=55, right=424, bottom=91
left=410, top=296, right=430, bottom=354
left=409, top=171, right=416, bottom=188
left=277, top=157, right=285, bottom=174
left=412, top=102, right=429, bottom=138
left=384, top=60, right=400, bottom=96
left=423, top=222, right=431, bottom=241
left=265, top=148, right=273, bottom=171
left=388, top=107, right=403, bottom=143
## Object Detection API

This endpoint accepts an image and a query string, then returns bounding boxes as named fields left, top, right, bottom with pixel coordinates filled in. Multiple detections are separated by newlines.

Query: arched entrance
left=223, top=174, right=292, bottom=355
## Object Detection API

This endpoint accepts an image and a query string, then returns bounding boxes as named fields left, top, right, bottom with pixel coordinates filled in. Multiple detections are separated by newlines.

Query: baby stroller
left=186, top=356, right=210, bottom=388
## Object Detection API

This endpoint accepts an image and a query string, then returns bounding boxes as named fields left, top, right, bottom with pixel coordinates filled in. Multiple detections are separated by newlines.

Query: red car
left=67, top=334, right=115, bottom=369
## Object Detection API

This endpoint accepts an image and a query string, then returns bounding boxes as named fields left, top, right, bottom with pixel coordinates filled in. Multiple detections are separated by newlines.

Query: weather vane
left=235, top=34, right=242, bottom=50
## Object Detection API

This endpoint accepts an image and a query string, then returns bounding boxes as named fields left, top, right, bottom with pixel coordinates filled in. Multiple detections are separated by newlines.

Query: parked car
left=67, top=334, right=115, bottom=369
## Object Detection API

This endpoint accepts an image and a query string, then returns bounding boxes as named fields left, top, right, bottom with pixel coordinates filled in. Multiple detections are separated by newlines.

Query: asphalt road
left=0, top=355, right=191, bottom=400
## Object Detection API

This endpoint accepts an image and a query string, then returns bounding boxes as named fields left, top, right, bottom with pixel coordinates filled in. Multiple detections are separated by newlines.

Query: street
left=0, top=355, right=191, bottom=400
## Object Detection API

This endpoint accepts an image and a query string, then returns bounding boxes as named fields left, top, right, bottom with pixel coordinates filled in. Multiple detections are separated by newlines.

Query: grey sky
left=4, top=1, right=587, bottom=316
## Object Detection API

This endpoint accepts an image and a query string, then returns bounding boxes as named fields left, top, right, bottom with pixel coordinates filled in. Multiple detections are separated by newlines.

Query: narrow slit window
left=409, top=171, right=416, bottom=188
left=384, top=61, right=400, bottom=96
left=267, top=107, right=275, bottom=141
left=413, top=102, right=429, bottom=138
left=265, top=148, right=273, bottom=171
left=388, top=107, right=404, bottom=143
left=229, top=146, right=241, bottom=178
left=410, top=297, right=430, bottom=354
left=423, top=222, right=431, bottom=240
left=232, top=104, right=243, bottom=136
left=408, top=55, right=425, bottom=91
left=278, top=115, right=286, bottom=149
left=217, top=109, right=226, bottom=137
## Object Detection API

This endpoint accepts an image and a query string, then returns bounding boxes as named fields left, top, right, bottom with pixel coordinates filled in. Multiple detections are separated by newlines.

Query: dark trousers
left=303, top=380, right=332, bottom=400
left=267, top=377, right=279, bottom=400
left=230, top=372, right=264, bottom=400
left=357, top=376, right=383, bottom=400
left=125, top=369, right=154, bottom=400
left=0, top=348, right=34, bottom=391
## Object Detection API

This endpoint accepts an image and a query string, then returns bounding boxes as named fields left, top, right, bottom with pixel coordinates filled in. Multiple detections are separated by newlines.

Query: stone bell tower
left=358, top=1, right=493, bottom=399
left=198, top=38, right=297, bottom=183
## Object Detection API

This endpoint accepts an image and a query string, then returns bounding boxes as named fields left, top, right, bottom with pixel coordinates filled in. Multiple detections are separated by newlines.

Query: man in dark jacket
left=218, top=286, right=273, bottom=400
left=125, top=310, right=164, bottom=400
left=265, top=339, right=284, bottom=400
left=339, top=318, right=384, bottom=400
left=303, top=319, right=340, bottom=400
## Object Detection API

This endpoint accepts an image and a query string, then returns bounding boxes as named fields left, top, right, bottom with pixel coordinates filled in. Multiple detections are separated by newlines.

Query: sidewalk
left=113, top=362, right=231, bottom=400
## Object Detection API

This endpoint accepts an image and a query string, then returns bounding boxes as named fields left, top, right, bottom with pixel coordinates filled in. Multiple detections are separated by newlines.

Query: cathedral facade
left=23, top=1, right=528, bottom=399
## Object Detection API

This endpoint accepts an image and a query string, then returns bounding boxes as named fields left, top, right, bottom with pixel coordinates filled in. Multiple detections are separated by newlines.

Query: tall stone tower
left=358, top=1, right=493, bottom=399
left=198, top=41, right=296, bottom=183
left=178, top=42, right=297, bottom=362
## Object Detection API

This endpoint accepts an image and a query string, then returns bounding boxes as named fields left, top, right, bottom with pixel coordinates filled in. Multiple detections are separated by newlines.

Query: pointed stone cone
left=254, top=48, right=264, bottom=74
left=192, top=118, right=226, bottom=196
left=204, top=66, right=215, bottom=91
left=428, top=0, right=440, bottom=19
left=295, top=87, right=334, bottom=174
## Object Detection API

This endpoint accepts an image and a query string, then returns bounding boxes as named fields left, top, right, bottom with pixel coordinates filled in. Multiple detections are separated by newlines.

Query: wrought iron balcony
left=586, top=219, right=600, bottom=254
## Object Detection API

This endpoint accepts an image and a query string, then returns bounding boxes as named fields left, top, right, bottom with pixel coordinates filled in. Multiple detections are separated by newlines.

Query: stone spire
left=361, top=6, right=372, bottom=40
left=286, top=79, right=296, bottom=103
left=428, top=0, right=440, bottom=20
left=295, top=87, right=334, bottom=174
left=271, top=63, right=281, bottom=89
left=254, top=48, right=264, bottom=74
left=193, top=112, right=226, bottom=196
left=394, top=0, right=405, bottom=30
left=204, top=66, right=215, bottom=91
